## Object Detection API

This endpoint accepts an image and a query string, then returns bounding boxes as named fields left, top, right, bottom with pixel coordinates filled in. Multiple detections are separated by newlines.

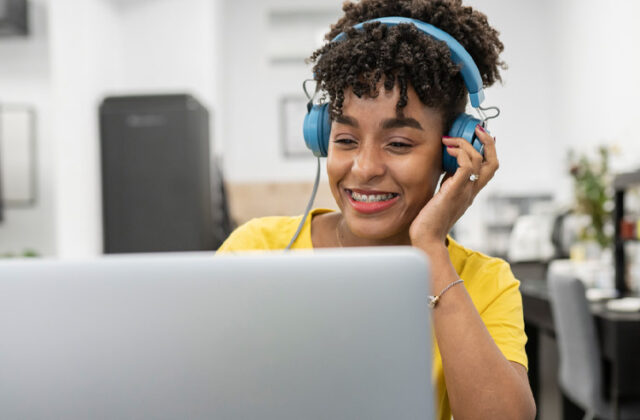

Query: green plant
left=0, top=249, right=39, bottom=258
left=568, top=146, right=614, bottom=249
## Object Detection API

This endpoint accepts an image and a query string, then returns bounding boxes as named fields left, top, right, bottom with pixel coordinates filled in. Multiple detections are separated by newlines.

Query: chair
left=548, top=275, right=640, bottom=420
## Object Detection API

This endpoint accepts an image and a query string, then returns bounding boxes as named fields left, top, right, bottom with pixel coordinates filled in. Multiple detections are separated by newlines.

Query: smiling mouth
left=345, top=189, right=399, bottom=202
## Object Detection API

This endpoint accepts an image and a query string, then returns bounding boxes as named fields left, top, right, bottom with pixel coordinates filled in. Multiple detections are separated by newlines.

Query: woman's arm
left=410, top=126, right=535, bottom=419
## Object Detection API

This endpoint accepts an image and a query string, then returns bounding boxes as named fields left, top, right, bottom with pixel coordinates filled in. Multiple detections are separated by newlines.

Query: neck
left=335, top=216, right=412, bottom=247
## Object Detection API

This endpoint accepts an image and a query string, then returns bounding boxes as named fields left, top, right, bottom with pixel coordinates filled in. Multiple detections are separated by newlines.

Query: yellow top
left=218, top=208, right=528, bottom=420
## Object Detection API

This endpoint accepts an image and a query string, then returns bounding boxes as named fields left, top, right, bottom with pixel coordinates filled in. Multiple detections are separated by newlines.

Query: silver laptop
left=0, top=247, right=433, bottom=419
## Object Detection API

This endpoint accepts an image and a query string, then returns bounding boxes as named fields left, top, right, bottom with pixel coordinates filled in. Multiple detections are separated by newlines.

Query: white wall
left=459, top=0, right=640, bottom=250
left=467, top=0, right=640, bottom=192
left=453, top=0, right=562, bottom=249
left=465, top=0, right=560, bottom=193
left=222, top=0, right=342, bottom=183
left=49, top=0, right=123, bottom=257
left=551, top=0, right=640, bottom=176
left=0, top=0, right=55, bottom=256
left=115, top=0, right=223, bottom=152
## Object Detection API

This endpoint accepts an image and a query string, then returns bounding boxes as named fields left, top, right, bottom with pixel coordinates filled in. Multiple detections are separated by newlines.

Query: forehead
left=340, top=85, right=444, bottom=128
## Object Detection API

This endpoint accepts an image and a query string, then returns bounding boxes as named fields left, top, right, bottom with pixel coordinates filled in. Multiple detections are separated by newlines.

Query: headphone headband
left=332, top=16, right=485, bottom=107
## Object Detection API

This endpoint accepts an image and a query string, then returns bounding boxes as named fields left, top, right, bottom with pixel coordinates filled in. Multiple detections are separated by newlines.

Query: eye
left=333, top=137, right=357, bottom=147
left=387, top=141, right=413, bottom=152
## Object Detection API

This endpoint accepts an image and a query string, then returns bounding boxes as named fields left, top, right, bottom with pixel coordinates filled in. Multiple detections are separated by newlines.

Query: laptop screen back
left=0, top=247, right=433, bottom=419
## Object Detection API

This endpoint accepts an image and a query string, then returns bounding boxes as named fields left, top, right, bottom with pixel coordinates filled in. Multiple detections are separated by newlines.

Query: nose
left=351, top=141, right=386, bottom=181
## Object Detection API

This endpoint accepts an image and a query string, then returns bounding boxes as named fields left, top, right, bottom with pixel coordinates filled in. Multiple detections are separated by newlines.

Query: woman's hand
left=409, top=125, right=498, bottom=249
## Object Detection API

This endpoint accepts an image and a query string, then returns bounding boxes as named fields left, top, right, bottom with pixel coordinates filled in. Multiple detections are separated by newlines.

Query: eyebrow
left=380, top=117, right=423, bottom=130
left=334, top=114, right=359, bottom=128
left=334, top=114, right=423, bottom=131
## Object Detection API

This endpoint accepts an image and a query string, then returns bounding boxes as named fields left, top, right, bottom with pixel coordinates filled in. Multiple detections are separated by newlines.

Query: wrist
left=413, top=240, right=456, bottom=292
left=412, top=237, right=449, bottom=256
left=428, top=278, right=464, bottom=308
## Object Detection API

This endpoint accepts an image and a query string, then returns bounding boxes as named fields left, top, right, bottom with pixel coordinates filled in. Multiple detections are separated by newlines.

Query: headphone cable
left=285, top=157, right=321, bottom=250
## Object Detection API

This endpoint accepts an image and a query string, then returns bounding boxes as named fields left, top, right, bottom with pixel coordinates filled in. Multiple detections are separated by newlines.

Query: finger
left=446, top=143, right=497, bottom=194
left=443, top=146, right=477, bottom=191
left=443, top=136, right=482, bottom=175
left=460, top=138, right=483, bottom=173
left=475, top=125, right=499, bottom=173
left=468, top=125, right=498, bottom=187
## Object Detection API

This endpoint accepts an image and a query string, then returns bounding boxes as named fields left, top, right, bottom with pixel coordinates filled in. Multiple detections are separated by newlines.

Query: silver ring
left=469, top=174, right=479, bottom=182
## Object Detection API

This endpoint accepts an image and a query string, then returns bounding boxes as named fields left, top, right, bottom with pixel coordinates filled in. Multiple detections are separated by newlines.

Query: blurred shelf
left=614, top=169, right=640, bottom=190
left=484, top=193, right=554, bottom=259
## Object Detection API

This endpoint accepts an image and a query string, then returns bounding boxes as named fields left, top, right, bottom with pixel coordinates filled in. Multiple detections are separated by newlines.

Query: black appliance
left=100, top=94, right=218, bottom=253
left=0, top=0, right=28, bottom=36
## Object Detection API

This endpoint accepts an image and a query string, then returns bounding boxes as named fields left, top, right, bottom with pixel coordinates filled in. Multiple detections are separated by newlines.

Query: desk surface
left=520, top=278, right=640, bottom=322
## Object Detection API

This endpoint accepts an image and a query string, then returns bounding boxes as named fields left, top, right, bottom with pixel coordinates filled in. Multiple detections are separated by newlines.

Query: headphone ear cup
left=442, top=113, right=484, bottom=173
left=303, top=103, right=331, bottom=157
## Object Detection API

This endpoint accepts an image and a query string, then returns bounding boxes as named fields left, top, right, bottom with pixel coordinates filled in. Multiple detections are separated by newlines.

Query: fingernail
left=442, top=136, right=453, bottom=139
left=476, top=124, right=486, bottom=133
left=446, top=145, right=456, bottom=149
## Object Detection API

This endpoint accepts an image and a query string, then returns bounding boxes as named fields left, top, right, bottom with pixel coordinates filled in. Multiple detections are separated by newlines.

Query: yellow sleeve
left=478, top=260, right=529, bottom=370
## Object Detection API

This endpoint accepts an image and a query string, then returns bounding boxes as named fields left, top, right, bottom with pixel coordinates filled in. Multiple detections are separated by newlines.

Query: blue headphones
left=302, top=16, right=488, bottom=173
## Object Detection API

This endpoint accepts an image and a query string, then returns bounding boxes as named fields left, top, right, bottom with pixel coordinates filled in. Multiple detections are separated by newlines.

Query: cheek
left=326, top=153, right=349, bottom=195
left=426, top=146, right=444, bottom=185
left=395, top=154, right=441, bottom=200
left=326, top=148, right=351, bottom=178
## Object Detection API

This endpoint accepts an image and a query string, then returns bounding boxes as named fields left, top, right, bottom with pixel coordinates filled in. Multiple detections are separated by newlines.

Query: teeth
left=349, top=191, right=396, bottom=202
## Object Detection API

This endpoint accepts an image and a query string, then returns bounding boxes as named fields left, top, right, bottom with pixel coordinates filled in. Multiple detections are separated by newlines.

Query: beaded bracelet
left=428, top=278, right=464, bottom=308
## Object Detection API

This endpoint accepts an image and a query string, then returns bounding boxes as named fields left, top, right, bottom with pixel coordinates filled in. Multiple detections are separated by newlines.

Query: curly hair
left=308, top=0, right=505, bottom=131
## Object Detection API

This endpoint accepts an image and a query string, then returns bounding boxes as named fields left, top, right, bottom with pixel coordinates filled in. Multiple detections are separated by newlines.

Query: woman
left=219, top=0, right=536, bottom=418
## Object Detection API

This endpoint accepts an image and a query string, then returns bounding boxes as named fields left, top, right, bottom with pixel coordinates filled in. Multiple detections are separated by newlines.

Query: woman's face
left=327, top=84, right=444, bottom=242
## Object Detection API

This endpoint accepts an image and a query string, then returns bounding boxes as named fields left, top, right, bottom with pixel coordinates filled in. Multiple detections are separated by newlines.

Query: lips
left=345, top=188, right=400, bottom=214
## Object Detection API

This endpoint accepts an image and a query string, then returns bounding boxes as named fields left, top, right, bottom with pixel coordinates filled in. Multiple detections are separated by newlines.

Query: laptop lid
left=0, top=247, right=433, bottom=419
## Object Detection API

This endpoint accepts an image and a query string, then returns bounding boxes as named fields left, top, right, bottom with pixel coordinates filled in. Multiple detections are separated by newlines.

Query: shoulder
left=217, top=208, right=335, bottom=252
left=447, top=236, right=514, bottom=277
left=447, top=237, right=521, bottom=314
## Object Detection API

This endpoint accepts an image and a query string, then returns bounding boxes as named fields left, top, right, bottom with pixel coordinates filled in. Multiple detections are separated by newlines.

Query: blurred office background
left=0, top=0, right=640, bottom=257
left=1, top=0, right=640, bottom=259
left=2, top=1, right=640, bottom=418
